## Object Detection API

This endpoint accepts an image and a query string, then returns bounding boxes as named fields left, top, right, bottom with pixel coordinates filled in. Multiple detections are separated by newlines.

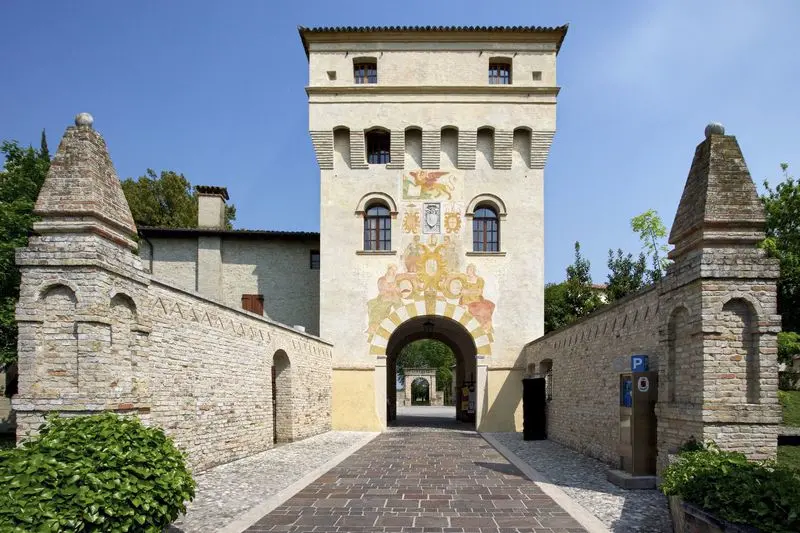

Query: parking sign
left=631, top=355, right=649, bottom=372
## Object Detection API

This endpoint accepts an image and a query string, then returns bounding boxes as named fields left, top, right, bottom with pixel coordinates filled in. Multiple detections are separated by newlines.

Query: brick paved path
left=244, top=429, right=586, bottom=532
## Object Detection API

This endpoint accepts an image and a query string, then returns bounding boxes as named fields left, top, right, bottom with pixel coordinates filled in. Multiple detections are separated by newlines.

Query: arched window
left=473, top=205, right=499, bottom=252
left=488, top=59, right=512, bottom=85
left=364, top=204, right=391, bottom=251
left=366, top=130, right=390, bottom=164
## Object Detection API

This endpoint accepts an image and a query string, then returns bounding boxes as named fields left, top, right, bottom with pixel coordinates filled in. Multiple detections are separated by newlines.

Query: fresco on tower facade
left=365, top=169, right=497, bottom=348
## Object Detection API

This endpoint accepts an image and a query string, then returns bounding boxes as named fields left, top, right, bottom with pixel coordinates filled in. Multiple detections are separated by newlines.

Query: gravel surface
left=168, top=431, right=370, bottom=533
left=488, top=433, right=672, bottom=533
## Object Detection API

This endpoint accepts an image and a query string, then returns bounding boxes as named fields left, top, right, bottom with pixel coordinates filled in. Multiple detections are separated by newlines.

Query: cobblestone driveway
left=245, top=430, right=586, bottom=532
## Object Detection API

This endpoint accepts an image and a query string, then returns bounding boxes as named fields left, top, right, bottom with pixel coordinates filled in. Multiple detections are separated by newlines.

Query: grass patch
left=779, top=390, right=800, bottom=426
left=778, top=445, right=800, bottom=471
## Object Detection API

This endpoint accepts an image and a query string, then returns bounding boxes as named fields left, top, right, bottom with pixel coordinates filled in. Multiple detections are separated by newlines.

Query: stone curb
left=480, top=433, right=611, bottom=533
left=219, top=432, right=380, bottom=533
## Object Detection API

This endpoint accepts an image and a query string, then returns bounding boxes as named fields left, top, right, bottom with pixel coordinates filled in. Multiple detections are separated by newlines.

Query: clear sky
left=2, top=1, right=798, bottom=283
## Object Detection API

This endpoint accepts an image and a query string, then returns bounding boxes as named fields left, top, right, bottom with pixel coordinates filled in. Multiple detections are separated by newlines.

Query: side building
left=138, top=187, right=321, bottom=336
left=302, top=25, right=567, bottom=431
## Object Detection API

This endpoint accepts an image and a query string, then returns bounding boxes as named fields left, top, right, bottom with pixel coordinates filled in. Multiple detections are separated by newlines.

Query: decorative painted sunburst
left=403, top=211, right=420, bottom=234
left=444, top=212, right=461, bottom=233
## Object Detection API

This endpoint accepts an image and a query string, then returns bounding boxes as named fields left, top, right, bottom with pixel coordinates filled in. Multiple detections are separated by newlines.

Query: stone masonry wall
left=524, top=287, right=661, bottom=464
left=13, top=115, right=332, bottom=472
left=524, top=127, right=783, bottom=473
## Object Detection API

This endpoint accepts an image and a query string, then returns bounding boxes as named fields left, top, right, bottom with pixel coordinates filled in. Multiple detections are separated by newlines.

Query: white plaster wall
left=221, top=240, right=320, bottom=335
left=308, top=48, right=556, bottom=86
left=142, top=238, right=197, bottom=293
left=142, top=237, right=320, bottom=336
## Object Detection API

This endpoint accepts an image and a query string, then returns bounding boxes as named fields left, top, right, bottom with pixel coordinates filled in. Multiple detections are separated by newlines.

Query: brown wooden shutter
left=241, top=294, right=264, bottom=315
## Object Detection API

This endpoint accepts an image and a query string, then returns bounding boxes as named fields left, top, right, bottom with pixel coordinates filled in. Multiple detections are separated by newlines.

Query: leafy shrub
left=661, top=442, right=800, bottom=533
left=0, top=412, right=195, bottom=532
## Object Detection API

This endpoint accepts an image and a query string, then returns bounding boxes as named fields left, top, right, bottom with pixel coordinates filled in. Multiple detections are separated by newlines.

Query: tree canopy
left=605, top=248, right=648, bottom=302
left=0, top=135, right=50, bottom=365
left=762, top=164, right=800, bottom=364
left=544, top=242, right=602, bottom=334
left=120, top=169, right=236, bottom=229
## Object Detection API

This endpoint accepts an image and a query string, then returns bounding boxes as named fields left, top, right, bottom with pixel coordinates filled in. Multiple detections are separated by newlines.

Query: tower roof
left=669, top=123, right=766, bottom=256
left=299, top=24, right=569, bottom=56
left=33, top=113, right=138, bottom=247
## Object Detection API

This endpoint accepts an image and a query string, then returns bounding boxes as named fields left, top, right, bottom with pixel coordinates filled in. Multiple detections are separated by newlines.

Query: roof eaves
left=299, top=23, right=569, bottom=55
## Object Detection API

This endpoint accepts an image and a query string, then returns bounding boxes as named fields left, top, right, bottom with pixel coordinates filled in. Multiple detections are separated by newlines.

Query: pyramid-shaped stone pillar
left=13, top=114, right=152, bottom=439
left=655, top=123, right=782, bottom=471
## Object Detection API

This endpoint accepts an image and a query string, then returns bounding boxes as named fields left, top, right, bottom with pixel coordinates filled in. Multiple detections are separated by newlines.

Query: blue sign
left=631, top=355, right=649, bottom=372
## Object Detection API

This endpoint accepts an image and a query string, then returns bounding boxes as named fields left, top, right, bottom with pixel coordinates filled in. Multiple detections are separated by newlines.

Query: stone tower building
left=301, top=25, right=568, bottom=431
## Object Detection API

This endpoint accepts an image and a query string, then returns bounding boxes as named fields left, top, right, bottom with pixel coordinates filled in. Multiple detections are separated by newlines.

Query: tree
left=0, top=136, right=51, bottom=365
left=544, top=242, right=602, bottom=333
left=762, top=164, right=800, bottom=363
left=564, top=242, right=602, bottom=318
left=606, top=248, right=648, bottom=302
left=631, top=209, right=670, bottom=282
left=120, top=169, right=236, bottom=229
left=544, top=282, right=569, bottom=334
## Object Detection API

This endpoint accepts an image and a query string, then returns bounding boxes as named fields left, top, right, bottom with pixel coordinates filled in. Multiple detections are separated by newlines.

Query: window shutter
left=241, top=294, right=264, bottom=316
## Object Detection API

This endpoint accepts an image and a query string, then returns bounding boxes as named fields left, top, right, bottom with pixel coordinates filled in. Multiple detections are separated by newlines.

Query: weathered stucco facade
left=525, top=125, right=783, bottom=472
left=13, top=114, right=332, bottom=471
left=303, top=25, right=567, bottom=432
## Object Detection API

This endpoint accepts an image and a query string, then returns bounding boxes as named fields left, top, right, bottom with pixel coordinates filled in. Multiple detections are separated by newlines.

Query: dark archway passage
left=386, top=315, right=478, bottom=429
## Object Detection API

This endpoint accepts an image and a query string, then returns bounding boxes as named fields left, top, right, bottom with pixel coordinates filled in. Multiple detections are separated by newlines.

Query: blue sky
left=2, top=1, right=798, bottom=283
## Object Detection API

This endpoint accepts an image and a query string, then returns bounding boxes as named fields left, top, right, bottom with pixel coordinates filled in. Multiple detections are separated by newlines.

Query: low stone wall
left=13, top=270, right=331, bottom=471
left=524, top=287, right=660, bottom=465
left=146, top=280, right=332, bottom=469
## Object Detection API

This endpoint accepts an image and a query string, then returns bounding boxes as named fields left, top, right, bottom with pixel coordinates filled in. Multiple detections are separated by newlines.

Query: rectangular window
left=489, top=62, right=512, bottom=85
left=354, top=62, right=377, bottom=84
left=310, top=250, right=320, bottom=270
left=366, top=131, right=391, bottom=164
left=473, top=217, right=499, bottom=252
left=241, top=294, right=264, bottom=315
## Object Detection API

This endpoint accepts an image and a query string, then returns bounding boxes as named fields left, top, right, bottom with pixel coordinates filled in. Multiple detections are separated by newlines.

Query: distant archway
left=410, top=377, right=430, bottom=405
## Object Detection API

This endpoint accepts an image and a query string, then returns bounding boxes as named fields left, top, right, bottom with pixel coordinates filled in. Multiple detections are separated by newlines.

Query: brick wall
left=524, top=287, right=660, bottom=464
left=12, top=116, right=332, bottom=472
left=524, top=129, right=783, bottom=472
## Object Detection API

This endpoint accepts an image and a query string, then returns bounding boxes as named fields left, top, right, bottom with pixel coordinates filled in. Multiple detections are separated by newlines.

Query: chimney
left=196, top=186, right=229, bottom=229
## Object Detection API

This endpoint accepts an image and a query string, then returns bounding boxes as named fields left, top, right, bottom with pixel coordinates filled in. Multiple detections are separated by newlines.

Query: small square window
left=354, top=61, right=377, bottom=84
left=241, top=294, right=264, bottom=315
left=531, top=71, right=542, bottom=81
left=310, top=250, right=320, bottom=270
left=327, top=70, right=337, bottom=81
left=489, top=62, right=512, bottom=85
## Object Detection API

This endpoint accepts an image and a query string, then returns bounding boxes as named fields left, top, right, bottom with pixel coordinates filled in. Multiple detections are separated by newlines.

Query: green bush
left=661, top=442, right=800, bottom=533
left=0, top=413, right=195, bottom=532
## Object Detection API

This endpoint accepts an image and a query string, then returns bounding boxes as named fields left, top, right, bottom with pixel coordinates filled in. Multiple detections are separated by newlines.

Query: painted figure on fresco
left=404, top=235, right=423, bottom=273
left=366, top=265, right=403, bottom=338
left=404, top=170, right=455, bottom=200
left=459, top=264, right=495, bottom=334
left=442, top=235, right=459, bottom=273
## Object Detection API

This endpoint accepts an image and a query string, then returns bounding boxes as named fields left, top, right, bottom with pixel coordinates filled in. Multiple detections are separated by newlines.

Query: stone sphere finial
left=704, top=122, right=725, bottom=138
left=74, top=112, right=94, bottom=128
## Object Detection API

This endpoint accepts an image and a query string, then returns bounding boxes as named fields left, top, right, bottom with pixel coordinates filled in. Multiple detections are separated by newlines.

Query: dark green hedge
left=661, top=441, right=800, bottom=533
left=0, top=413, right=195, bottom=532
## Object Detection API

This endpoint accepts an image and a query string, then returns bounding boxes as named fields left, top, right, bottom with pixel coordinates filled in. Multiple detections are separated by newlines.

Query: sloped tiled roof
left=299, top=24, right=569, bottom=55
left=139, top=227, right=319, bottom=240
